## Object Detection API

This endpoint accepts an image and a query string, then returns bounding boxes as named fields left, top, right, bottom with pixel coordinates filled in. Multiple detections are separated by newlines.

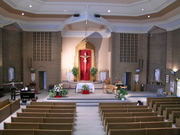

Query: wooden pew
left=30, top=101, right=76, bottom=106
left=103, top=116, right=164, bottom=127
left=176, top=116, right=180, bottom=127
left=17, top=112, right=76, bottom=118
left=149, top=98, right=180, bottom=109
left=169, top=111, right=180, bottom=123
left=153, top=101, right=180, bottom=112
left=108, top=127, right=180, bottom=135
left=22, top=108, right=76, bottom=113
left=101, top=112, right=158, bottom=121
left=11, top=117, right=74, bottom=123
left=0, top=129, right=73, bottom=135
left=26, top=105, right=76, bottom=110
left=100, top=108, right=152, bottom=116
left=163, top=107, right=180, bottom=119
left=99, top=102, right=138, bottom=106
left=158, top=104, right=180, bottom=115
left=147, top=97, right=180, bottom=106
left=4, top=122, right=74, bottom=131
left=99, top=105, right=148, bottom=112
left=106, top=121, right=172, bottom=134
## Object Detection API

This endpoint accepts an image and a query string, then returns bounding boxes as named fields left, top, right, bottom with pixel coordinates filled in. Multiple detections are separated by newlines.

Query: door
left=39, top=71, right=46, bottom=90
left=124, top=72, right=132, bottom=90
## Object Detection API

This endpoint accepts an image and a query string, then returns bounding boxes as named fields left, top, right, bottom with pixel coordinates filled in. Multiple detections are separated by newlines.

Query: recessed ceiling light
left=22, top=13, right=24, bottom=15
left=148, top=15, right=150, bottom=18
left=64, top=9, right=67, bottom=12
left=108, top=10, right=111, bottom=12
left=29, top=5, right=32, bottom=8
left=141, top=8, right=144, bottom=11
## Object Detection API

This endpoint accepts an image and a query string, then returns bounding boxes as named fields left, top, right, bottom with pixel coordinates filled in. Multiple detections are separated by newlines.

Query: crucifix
left=80, top=52, right=90, bottom=73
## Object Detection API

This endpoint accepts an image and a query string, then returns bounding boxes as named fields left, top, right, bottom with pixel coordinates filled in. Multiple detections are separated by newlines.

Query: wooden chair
left=103, top=85, right=117, bottom=94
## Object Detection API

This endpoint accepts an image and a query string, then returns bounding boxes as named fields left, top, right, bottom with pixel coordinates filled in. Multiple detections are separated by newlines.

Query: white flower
left=54, top=84, right=63, bottom=92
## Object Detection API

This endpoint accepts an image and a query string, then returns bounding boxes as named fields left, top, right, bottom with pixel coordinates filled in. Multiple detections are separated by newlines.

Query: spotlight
left=74, top=14, right=80, bottom=17
left=94, top=14, right=100, bottom=18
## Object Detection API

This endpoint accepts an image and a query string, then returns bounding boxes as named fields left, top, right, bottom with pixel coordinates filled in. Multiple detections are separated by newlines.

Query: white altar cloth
left=76, top=83, right=95, bottom=93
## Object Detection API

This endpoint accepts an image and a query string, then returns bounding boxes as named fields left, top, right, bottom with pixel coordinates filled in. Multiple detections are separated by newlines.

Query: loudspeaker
left=94, top=14, right=100, bottom=18
left=74, top=14, right=80, bottom=17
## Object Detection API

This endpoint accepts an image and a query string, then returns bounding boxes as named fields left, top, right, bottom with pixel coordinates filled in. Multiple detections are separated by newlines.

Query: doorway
left=39, top=71, right=46, bottom=90
left=124, top=72, right=132, bottom=90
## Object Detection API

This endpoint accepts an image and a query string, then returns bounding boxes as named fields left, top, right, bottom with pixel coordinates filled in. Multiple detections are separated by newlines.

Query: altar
left=76, top=83, right=95, bottom=93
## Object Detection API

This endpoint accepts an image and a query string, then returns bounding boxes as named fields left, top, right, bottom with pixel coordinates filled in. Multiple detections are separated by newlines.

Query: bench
left=0, top=129, right=73, bottom=135
left=147, top=97, right=180, bottom=106
left=153, top=101, right=180, bottom=112
left=17, top=112, right=76, bottom=118
left=101, top=112, right=158, bottom=121
left=0, top=98, right=20, bottom=122
left=106, top=121, right=172, bottom=134
left=169, top=111, right=180, bottom=123
left=4, top=122, right=74, bottom=131
left=176, top=116, right=180, bottom=127
left=103, top=116, right=164, bottom=127
left=149, top=98, right=180, bottom=109
left=30, top=101, right=76, bottom=106
left=99, top=102, right=138, bottom=106
left=108, top=127, right=180, bottom=135
left=100, top=108, right=152, bottom=116
left=163, top=107, right=180, bottom=119
left=158, top=104, right=180, bottom=115
left=11, top=117, right=75, bottom=123
left=26, top=105, right=76, bottom=110
left=22, top=108, right=76, bottom=113
left=99, top=105, right=148, bottom=112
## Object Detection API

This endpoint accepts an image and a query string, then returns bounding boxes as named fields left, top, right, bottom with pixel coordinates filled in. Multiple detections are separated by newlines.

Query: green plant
left=49, top=89, right=56, bottom=98
left=49, top=84, right=68, bottom=98
left=72, top=67, right=78, bottom=77
left=60, top=89, right=68, bottom=97
left=82, top=84, right=89, bottom=90
left=116, top=87, right=128, bottom=99
left=90, top=67, right=98, bottom=76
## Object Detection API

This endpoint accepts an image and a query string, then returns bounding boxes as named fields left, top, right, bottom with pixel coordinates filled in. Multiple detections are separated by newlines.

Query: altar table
left=76, top=83, right=95, bottom=93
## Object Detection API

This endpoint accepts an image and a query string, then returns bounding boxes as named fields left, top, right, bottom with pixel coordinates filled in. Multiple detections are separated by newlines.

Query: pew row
left=22, top=108, right=76, bottom=113
left=30, top=101, right=76, bottom=106
left=17, top=112, right=76, bottom=118
left=147, top=97, right=180, bottom=106
left=106, top=121, right=172, bottom=134
left=149, top=98, right=180, bottom=109
left=158, top=104, right=180, bottom=115
left=26, top=105, right=76, bottom=110
left=0, top=129, right=73, bottom=135
left=108, top=127, right=180, bottom=135
left=153, top=101, right=180, bottom=112
left=169, top=111, right=180, bottom=123
left=99, top=102, right=138, bottom=106
left=4, top=122, right=74, bottom=131
left=101, top=112, right=158, bottom=121
left=99, top=105, right=148, bottom=113
left=163, top=107, right=180, bottom=119
left=11, top=117, right=74, bottom=123
left=103, top=116, right=164, bottom=127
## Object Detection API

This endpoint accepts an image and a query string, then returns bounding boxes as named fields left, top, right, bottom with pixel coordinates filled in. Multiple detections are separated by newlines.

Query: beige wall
left=61, top=36, right=110, bottom=81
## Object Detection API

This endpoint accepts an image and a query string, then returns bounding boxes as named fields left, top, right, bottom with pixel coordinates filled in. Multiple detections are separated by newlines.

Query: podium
left=135, top=82, right=140, bottom=92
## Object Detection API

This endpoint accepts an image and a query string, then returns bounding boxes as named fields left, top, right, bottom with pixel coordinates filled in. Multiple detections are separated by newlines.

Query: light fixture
left=29, top=5, right=32, bottom=8
left=136, top=69, right=141, bottom=73
left=22, top=13, right=24, bottom=15
left=148, top=15, right=150, bottom=18
left=170, top=69, right=176, bottom=75
left=108, top=10, right=111, bottom=12
left=141, top=8, right=144, bottom=11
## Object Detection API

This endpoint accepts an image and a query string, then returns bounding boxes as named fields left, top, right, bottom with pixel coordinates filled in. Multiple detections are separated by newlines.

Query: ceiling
left=0, top=0, right=179, bottom=37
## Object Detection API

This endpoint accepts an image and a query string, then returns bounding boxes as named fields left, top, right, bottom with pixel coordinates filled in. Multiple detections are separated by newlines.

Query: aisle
left=74, top=106, right=106, bottom=135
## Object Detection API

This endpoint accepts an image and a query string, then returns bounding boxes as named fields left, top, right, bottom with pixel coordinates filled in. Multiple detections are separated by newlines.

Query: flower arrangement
left=82, top=84, right=90, bottom=94
left=116, top=87, right=128, bottom=100
left=49, top=83, right=68, bottom=98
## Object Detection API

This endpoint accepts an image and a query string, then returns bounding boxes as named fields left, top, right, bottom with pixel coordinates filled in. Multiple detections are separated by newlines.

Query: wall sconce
left=170, top=69, right=176, bottom=75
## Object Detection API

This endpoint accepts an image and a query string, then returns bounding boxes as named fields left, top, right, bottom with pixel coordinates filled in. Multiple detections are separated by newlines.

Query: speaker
left=94, top=14, right=100, bottom=18
left=74, top=14, right=80, bottom=17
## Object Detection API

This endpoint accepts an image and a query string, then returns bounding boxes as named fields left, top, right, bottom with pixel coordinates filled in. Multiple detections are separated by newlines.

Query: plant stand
left=82, top=90, right=90, bottom=94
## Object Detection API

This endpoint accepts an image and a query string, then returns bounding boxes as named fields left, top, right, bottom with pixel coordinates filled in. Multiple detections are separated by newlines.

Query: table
left=20, top=91, right=35, bottom=99
left=76, top=83, right=95, bottom=93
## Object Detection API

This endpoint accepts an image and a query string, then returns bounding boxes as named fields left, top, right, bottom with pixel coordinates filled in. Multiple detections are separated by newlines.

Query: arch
left=74, top=39, right=96, bottom=81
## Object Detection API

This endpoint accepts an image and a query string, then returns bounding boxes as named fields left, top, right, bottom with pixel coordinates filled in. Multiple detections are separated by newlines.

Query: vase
left=55, top=92, right=62, bottom=98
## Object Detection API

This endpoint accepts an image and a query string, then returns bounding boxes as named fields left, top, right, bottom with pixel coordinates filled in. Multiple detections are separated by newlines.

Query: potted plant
left=90, top=67, right=98, bottom=82
left=82, top=84, right=90, bottom=94
left=49, top=84, right=68, bottom=98
left=116, top=87, right=128, bottom=100
left=72, top=67, right=78, bottom=81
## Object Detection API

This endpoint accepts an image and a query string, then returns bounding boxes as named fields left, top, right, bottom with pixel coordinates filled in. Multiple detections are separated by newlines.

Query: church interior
left=0, top=0, right=180, bottom=135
